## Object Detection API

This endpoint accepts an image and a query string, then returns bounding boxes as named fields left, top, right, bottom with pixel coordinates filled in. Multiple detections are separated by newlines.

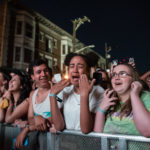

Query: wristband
left=49, top=93, right=63, bottom=103
left=98, top=107, right=107, bottom=114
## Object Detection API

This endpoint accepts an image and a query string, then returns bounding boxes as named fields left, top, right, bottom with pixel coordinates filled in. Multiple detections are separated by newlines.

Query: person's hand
left=128, top=61, right=136, bottom=69
left=14, top=119, right=28, bottom=128
left=34, top=115, right=49, bottom=131
left=79, top=74, right=95, bottom=96
left=3, top=90, right=11, bottom=100
left=100, top=89, right=118, bottom=111
left=130, top=81, right=143, bottom=95
left=49, top=79, right=70, bottom=95
left=49, top=124, right=57, bottom=134
left=15, top=127, right=28, bottom=149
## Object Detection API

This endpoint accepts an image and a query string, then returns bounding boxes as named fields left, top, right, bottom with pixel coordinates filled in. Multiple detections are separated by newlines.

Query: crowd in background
left=0, top=52, right=150, bottom=149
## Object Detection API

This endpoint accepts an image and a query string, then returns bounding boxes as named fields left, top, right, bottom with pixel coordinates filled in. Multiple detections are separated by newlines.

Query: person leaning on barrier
left=14, top=59, right=61, bottom=149
left=94, top=63, right=150, bottom=137
left=49, top=53, right=104, bottom=134
left=0, top=69, right=11, bottom=122
left=3, top=71, right=31, bottom=127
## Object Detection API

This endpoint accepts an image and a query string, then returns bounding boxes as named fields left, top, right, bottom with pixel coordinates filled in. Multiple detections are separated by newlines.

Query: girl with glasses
left=94, top=63, right=150, bottom=137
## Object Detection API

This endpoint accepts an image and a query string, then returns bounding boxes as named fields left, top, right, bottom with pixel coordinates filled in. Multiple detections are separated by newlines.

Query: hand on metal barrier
left=12, top=136, right=29, bottom=149
left=14, top=127, right=29, bottom=149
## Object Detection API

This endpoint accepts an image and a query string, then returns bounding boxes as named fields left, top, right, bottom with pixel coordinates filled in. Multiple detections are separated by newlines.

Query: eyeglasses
left=111, top=71, right=132, bottom=79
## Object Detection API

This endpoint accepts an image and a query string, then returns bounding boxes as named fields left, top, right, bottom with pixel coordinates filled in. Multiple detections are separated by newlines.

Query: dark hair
left=28, top=59, right=49, bottom=75
left=64, top=53, right=90, bottom=72
left=0, top=69, right=11, bottom=89
left=13, top=71, right=32, bottom=106
left=86, top=52, right=99, bottom=67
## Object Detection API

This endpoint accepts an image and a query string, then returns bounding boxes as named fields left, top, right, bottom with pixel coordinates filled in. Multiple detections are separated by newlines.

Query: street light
left=72, top=16, right=91, bottom=52
left=76, top=45, right=95, bottom=53
left=105, top=42, right=112, bottom=69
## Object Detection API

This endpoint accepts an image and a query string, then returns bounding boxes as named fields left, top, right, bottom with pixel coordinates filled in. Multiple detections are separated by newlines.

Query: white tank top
left=32, top=89, right=51, bottom=118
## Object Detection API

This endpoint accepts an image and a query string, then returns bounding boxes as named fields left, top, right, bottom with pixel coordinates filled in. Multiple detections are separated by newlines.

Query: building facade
left=0, top=0, right=105, bottom=74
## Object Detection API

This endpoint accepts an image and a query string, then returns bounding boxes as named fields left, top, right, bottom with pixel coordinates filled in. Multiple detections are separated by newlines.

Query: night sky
left=1, top=0, right=150, bottom=74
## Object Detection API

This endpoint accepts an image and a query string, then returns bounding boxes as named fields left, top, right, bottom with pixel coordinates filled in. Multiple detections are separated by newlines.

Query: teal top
left=103, top=91, right=150, bottom=135
left=34, top=112, right=51, bottom=118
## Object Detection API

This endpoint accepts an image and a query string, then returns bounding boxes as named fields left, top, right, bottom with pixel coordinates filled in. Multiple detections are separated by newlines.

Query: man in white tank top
left=14, top=59, right=56, bottom=149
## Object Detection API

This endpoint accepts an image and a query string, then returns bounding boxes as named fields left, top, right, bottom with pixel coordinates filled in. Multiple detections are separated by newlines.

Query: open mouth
left=115, top=82, right=122, bottom=86
left=40, top=77, right=48, bottom=82
left=72, top=75, right=80, bottom=81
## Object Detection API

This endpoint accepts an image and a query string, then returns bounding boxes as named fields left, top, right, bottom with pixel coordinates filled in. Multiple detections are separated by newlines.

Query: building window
left=53, top=39, right=57, bottom=48
left=46, top=37, right=52, bottom=53
left=24, top=48, right=32, bottom=63
left=16, top=21, right=22, bottom=35
left=25, top=23, right=33, bottom=38
left=68, top=45, right=71, bottom=54
left=39, top=32, right=44, bottom=41
left=15, top=47, right=21, bottom=61
left=62, top=45, right=66, bottom=55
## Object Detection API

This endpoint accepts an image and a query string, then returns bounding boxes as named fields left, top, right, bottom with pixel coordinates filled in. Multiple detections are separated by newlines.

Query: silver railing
left=0, top=123, right=150, bottom=150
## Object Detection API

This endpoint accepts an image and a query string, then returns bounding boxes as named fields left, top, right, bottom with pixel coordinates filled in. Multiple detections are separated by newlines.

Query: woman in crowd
left=4, top=71, right=31, bottom=126
left=49, top=53, right=104, bottom=134
left=0, top=69, right=11, bottom=122
left=94, top=63, right=150, bottom=137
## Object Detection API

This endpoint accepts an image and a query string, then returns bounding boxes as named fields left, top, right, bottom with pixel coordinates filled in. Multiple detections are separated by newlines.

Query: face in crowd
left=68, top=56, right=89, bottom=87
left=111, top=64, right=139, bottom=95
left=9, top=75, right=22, bottom=92
left=31, top=64, right=51, bottom=88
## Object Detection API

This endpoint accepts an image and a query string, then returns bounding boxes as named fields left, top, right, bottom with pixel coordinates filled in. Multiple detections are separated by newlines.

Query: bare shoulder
left=28, top=90, right=36, bottom=104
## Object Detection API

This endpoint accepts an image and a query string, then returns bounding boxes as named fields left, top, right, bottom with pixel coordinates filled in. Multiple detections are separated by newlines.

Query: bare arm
left=49, top=79, right=70, bottom=131
left=130, top=81, right=150, bottom=137
left=0, top=108, right=5, bottom=122
left=79, top=75, right=95, bottom=134
left=94, top=89, right=118, bottom=132
left=15, top=124, right=37, bottom=149
left=0, top=97, right=5, bottom=122
left=94, top=110, right=106, bottom=132
left=5, top=99, right=29, bottom=123
left=28, top=91, right=35, bottom=125
left=140, top=71, right=150, bottom=81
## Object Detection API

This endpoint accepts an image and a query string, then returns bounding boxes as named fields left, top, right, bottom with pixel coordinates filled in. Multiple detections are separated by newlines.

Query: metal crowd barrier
left=0, top=123, right=150, bottom=150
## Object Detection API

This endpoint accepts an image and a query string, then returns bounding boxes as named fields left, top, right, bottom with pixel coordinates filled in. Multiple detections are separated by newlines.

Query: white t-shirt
left=58, top=85, right=104, bottom=130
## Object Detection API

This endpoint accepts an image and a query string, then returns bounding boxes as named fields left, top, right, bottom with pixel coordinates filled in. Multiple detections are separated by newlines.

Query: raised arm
left=130, top=81, right=150, bottom=137
left=49, top=79, right=70, bottom=131
left=94, top=89, right=118, bottom=132
left=79, top=74, right=96, bottom=134
left=140, top=71, right=150, bottom=81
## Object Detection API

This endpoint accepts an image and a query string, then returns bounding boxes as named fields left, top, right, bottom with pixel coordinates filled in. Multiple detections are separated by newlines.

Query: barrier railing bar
left=101, top=137, right=109, bottom=150
left=57, top=130, right=150, bottom=142
left=119, top=138, right=127, bottom=150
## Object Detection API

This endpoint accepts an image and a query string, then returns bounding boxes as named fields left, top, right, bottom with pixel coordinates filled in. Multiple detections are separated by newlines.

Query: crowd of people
left=0, top=52, right=150, bottom=149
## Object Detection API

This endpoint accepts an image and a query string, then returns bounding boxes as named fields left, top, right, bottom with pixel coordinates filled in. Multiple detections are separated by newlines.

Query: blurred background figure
left=140, top=70, right=150, bottom=91
left=94, top=67, right=110, bottom=89
left=0, top=69, right=11, bottom=122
